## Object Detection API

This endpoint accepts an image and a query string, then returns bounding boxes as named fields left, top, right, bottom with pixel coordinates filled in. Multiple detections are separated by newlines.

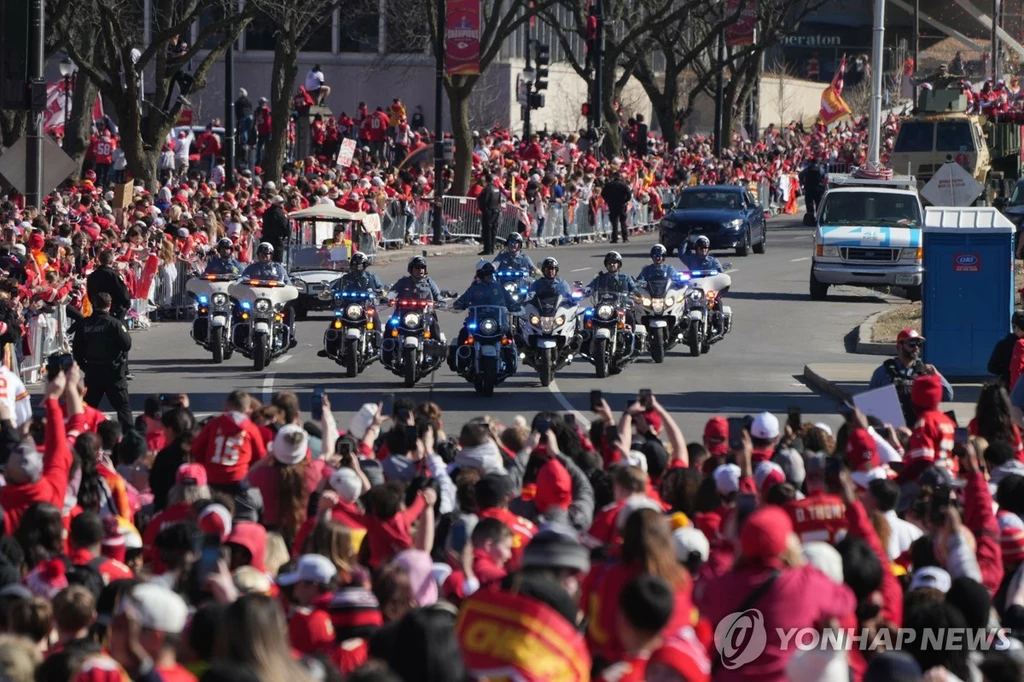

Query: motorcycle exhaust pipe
left=381, top=338, right=397, bottom=354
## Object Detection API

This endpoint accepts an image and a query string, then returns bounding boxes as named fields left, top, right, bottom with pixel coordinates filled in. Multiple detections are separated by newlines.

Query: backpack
left=65, top=556, right=107, bottom=599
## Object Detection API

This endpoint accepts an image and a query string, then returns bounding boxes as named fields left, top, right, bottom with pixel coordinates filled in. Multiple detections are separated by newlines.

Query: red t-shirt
left=478, top=507, right=535, bottom=571
left=191, top=413, right=266, bottom=484
left=289, top=607, right=335, bottom=654
left=364, top=493, right=426, bottom=569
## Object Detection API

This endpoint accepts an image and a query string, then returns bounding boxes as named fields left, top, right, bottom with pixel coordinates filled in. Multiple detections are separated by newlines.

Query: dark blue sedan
left=658, top=186, right=767, bottom=257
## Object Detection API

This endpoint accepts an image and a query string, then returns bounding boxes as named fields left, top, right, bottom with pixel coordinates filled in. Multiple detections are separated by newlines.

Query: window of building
left=339, top=7, right=379, bottom=53
left=245, top=10, right=334, bottom=52
left=387, top=4, right=428, bottom=53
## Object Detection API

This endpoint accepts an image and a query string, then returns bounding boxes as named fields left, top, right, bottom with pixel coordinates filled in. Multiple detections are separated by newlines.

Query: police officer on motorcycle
left=868, top=328, right=954, bottom=426
left=204, top=238, right=244, bottom=277
left=528, top=257, right=573, bottom=300
left=638, top=244, right=679, bottom=284
left=334, top=252, right=384, bottom=294
left=492, top=232, right=537, bottom=275
left=448, top=261, right=521, bottom=371
left=588, top=251, right=639, bottom=295
left=679, top=236, right=724, bottom=273
left=239, top=242, right=296, bottom=347
left=390, top=256, right=442, bottom=302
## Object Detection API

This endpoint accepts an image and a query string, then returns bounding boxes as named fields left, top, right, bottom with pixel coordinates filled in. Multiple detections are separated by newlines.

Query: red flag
left=832, top=54, right=847, bottom=95
left=820, top=57, right=851, bottom=125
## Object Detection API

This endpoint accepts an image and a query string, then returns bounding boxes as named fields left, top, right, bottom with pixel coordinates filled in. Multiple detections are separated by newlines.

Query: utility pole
left=523, top=32, right=533, bottom=139
left=432, top=0, right=446, bottom=245
left=866, top=0, right=885, bottom=167
left=224, top=38, right=236, bottom=185
left=713, top=27, right=725, bottom=158
left=591, top=0, right=603, bottom=156
left=26, top=0, right=44, bottom=206
left=913, top=0, right=920, bottom=108
left=992, top=0, right=1001, bottom=82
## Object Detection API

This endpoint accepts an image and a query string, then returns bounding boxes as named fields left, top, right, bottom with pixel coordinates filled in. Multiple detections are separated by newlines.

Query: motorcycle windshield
left=533, top=292, right=563, bottom=316
left=643, top=278, right=670, bottom=297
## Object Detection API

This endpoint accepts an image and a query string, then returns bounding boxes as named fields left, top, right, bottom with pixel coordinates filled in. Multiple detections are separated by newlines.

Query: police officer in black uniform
left=72, top=292, right=133, bottom=430
left=868, top=328, right=953, bottom=427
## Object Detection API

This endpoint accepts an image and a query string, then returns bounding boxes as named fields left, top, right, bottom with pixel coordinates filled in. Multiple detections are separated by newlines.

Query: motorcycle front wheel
left=403, top=347, right=417, bottom=387
left=253, top=332, right=268, bottom=370
left=211, top=327, right=224, bottom=364
left=345, top=338, right=359, bottom=378
left=537, top=348, right=555, bottom=387
left=689, top=324, right=703, bottom=357
left=476, top=355, right=497, bottom=397
left=593, top=338, right=609, bottom=378
left=649, top=328, right=665, bottom=363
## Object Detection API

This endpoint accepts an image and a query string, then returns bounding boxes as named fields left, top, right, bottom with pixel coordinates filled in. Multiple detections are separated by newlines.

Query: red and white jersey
left=191, top=412, right=266, bottom=484
left=0, top=366, right=31, bottom=428
left=784, top=491, right=848, bottom=545
left=908, top=411, right=956, bottom=466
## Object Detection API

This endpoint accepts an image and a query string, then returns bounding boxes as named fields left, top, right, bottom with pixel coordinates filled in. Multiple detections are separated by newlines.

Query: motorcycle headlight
left=504, top=282, right=516, bottom=293
left=641, top=297, right=652, bottom=307
left=597, top=305, right=614, bottom=320
left=403, top=313, right=422, bottom=327
left=346, top=304, right=363, bottom=319
left=665, top=296, right=675, bottom=306
left=540, top=316, right=555, bottom=332
left=555, top=316, right=566, bottom=326
left=255, top=299, right=271, bottom=312
left=480, top=318, right=497, bottom=334
left=212, top=293, right=228, bottom=306
left=529, top=315, right=541, bottom=325
left=652, top=299, right=664, bottom=313
left=689, top=289, right=704, bottom=302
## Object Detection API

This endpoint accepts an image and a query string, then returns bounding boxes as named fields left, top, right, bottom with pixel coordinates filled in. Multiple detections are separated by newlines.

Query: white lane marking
left=275, top=355, right=292, bottom=364
left=570, top=267, right=592, bottom=272
left=790, top=257, right=811, bottom=262
left=725, top=268, right=738, bottom=274
left=262, top=372, right=276, bottom=403
left=548, top=379, right=592, bottom=428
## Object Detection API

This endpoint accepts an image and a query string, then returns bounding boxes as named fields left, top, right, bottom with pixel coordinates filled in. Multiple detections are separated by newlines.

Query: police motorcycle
left=380, top=256, right=453, bottom=388
left=226, top=243, right=299, bottom=371
left=635, top=245, right=688, bottom=364
left=679, top=237, right=733, bottom=356
left=574, top=251, right=643, bottom=378
left=519, top=258, right=581, bottom=387
left=321, top=254, right=386, bottom=378
left=450, top=262, right=520, bottom=397
left=187, top=274, right=236, bottom=363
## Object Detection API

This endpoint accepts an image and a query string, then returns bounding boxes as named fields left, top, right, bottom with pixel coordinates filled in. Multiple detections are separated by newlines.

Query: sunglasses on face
left=903, top=340, right=924, bottom=349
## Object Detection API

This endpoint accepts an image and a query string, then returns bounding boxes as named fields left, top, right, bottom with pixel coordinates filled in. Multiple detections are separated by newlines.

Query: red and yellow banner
left=725, top=0, right=756, bottom=47
left=456, top=589, right=591, bottom=682
left=820, top=56, right=851, bottom=125
left=446, top=0, right=481, bottom=76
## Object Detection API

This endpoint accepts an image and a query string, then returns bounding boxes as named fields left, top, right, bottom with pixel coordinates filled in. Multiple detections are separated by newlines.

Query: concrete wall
left=677, top=74, right=823, bottom=136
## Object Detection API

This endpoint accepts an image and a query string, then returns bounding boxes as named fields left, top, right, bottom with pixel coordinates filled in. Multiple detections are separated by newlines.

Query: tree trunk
left=64, top=75, right=100, bottom=169
left=601, top=62, right=620, bottom=156
left=446, top=78, right=475, bottom=196
left=645, top=84, right=678, bottom=149
left=265, top=36, right=298, bottom=186
left=118, top=101, right=159, bottom=191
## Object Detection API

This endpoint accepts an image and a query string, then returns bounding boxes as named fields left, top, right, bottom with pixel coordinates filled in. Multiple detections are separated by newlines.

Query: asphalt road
left=116, top=217, right=902, bottom=438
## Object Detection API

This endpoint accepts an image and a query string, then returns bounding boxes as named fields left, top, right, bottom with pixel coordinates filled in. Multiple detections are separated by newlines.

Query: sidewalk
left=803, top=363, right=981, bottom=426
left=371, top=241, right=480, bottom=265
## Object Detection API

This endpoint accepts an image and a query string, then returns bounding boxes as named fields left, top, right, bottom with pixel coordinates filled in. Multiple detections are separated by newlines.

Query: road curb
left=802, top=365, right=853, bottom=402
left=372, top=245, right=479, bottom=265
left=855, top=312, right=893, bottom=356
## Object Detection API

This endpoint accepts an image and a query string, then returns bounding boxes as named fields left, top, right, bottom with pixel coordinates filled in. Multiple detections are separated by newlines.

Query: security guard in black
left=72, top=292, right=133, bottom=430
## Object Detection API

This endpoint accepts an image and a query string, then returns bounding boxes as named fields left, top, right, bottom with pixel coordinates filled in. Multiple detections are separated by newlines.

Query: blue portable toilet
left=922, top=207, right=1016, bottom=377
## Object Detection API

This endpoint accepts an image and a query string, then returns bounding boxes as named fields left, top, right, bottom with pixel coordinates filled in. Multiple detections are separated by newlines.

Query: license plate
left=895, top=275, right=916, bottom=285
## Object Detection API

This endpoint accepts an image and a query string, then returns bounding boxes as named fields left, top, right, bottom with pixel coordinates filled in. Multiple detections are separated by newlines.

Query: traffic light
left=534, top=43, right=550, bottom=91
left=529, top=92, right=546, bottom=109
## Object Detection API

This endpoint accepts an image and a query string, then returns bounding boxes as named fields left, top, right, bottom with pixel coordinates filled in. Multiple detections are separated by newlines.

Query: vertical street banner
left=446, top=0, right=482, bottom=75
left=725, top=0, right=756, bottom=47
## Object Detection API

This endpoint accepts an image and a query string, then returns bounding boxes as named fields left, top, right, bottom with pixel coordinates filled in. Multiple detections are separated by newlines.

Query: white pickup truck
left=809, top=174, right=924, bottom=302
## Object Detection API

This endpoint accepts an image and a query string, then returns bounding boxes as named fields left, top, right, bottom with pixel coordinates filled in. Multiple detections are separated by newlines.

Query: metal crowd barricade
left=156, top=256, right=205, bottom=321
left=757, top=178, right=772, bottom=212
left=18, top=305, right=65, bottom=385
left=379, top=201, right=408, bottom=246
left=440, top=196, right=483, bottom=241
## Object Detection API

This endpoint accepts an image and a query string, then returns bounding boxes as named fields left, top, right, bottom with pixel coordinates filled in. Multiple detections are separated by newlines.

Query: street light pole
left=432, top=0, right=446, bottom=245
left=25, top=0, right=44, bottom=207
left=713, top=27, right=725, bottom=158
left=224, top=39, right=235, bottom=186
left=59, top=57, right=75, bottom=149
left=592, top=0, right=603, bottom=155
left=913, top=0, right=920, bottom=108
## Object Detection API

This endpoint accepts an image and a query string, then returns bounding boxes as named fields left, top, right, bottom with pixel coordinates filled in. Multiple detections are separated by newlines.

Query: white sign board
left=852, top=384, right=906, bottom=430
left=443, top=139, right=454, bottom=161
left=336, top=138, right=357, bottom=168
left=920, top=162, right=984, bottom=207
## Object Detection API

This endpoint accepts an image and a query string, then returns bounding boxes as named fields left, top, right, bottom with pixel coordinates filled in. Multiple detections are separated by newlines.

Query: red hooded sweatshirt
left=364, top=492, right=427, bottom=569
left=1, top=398, right=72, bottom=534
left=902, top=374, right=955, bottom=481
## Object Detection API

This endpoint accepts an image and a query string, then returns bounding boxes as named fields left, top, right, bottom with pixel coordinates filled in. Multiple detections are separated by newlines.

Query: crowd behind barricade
left=0, top=346, right=1023, bottom=682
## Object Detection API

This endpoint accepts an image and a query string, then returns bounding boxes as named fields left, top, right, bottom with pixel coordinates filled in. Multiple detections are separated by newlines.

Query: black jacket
left=72, top=311, right=132, bottom=375
left=86, top=266, right=132, bottom=319
left=990, top=332, right=1018, bottom=386
left=150, top=438, right=189, bottom=511
left=261, top=205, right=290, bottom=245
left=477, top=185, right=501, bottom=216
left=601, top=180, right=632, bottom=211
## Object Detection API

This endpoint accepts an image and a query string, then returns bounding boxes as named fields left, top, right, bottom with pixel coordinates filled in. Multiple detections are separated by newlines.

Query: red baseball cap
left=176, top=463, right=208, bottom=487
left=897, top=328, right=925, bottom=343
left=703, top=417, right=729, bottom=456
